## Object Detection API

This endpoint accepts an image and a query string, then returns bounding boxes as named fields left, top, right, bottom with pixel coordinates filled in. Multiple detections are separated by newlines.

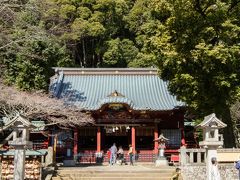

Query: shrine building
left=48, top=68, right=187, bottom=162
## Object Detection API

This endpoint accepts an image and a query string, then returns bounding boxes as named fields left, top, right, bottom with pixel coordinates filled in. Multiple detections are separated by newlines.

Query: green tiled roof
left=31, top=121, right=45, bottom=132
left=50, top=68, right=185, bottom=111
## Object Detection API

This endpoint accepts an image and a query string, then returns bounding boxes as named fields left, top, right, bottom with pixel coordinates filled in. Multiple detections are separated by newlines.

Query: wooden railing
left=72, top=150, right=173, bottom=163
left=32, top=142, right=48, bottom=150
left=74, top=151, right=157, bottom=163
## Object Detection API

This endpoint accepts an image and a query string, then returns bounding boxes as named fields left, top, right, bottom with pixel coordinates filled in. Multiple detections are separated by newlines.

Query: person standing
left=110, top=143, right=117, bottom=165
left=235, top=156, right=240, bottom=179
left=117, top=146, right=124, bottom=165
left=210, top=157, right=220, bottom=180
left=128, top=144, right=133, bottom=165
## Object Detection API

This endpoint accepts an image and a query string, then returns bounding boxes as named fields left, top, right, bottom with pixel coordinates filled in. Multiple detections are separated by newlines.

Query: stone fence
left=179, top=147, right=240, bottom=180
left=179, top=147, right=240, bottom=165
left=179, top=146, right=206, bottom=165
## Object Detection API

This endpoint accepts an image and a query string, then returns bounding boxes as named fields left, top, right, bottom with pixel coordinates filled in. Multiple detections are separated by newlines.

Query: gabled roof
left=31, top=121, right=45, bottom=132
left=49, top=68, right=185, bottom=111
left=196, top=113, right=227, bottom=129
left=3, top=114, right=36, bottom=130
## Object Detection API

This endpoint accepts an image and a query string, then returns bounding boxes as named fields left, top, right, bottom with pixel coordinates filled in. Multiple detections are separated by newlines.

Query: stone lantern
left=196, top=113, right=226, bottom=180
left=4, top=114, right=36, bottom=180
left=154, top=133, right=169, bottom=166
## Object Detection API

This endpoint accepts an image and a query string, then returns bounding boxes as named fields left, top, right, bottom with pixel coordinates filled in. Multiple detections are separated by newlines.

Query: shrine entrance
left=49, top=68, right=187, bottom=163
left=102, top=125, right=131, bottom=149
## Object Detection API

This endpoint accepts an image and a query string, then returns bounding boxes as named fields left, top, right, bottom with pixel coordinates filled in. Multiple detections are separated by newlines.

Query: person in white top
left=128, top=144, right=133, bottom=165
left=117, top=146, right=124, bottom=165
left=211, top=157, right=221, bottom=180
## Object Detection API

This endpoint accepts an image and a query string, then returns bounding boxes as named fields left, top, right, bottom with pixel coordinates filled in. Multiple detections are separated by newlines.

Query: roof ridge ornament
left=107, top=90, right=125, bottom=97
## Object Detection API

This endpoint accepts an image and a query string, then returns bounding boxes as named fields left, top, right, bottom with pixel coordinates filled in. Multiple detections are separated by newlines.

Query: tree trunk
left=92, top=39, right=95, bottom=67
left=230, top=102, right=240, bottom=147
left=215, top=104, right=236, bottom=148
left=82, top=39, right=86, bottom=67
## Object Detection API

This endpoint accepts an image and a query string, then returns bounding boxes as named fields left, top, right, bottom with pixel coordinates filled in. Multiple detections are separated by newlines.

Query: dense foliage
left=1, top=0, right=240, bottom=146
left=145, top=0, right=240, bottom=147
left=0, top=0, right=74, bottom=90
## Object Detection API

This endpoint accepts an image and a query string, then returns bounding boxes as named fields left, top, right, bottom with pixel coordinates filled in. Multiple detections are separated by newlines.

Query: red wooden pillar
left=97, top=127, right=101, bottom=152
left=154, top=124, right=158, bottom=154
left=73, top=128, right=78, bottom=157
left=131, top=127, right=136, bottom=153
left=178, top=113, right=186, bottom=146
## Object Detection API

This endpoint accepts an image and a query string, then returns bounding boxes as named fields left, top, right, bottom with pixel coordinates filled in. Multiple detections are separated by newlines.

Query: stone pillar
left=196, top=113, right=227, bottom=180
left=190, top=151, right=194, bottom=163
left=45, top=146, right=53, bottom=166
left=26, top=130, right=29, bottom=141
left=14, top=147, right=25, bottom=180
left=154, top=124, right=158, bottom=154
left=131, top=127, right=136, bottom=153
left=180, top=146, right=187, bottom=165
left=73, top=129, right=78, bottom=159
left=97, top=127, right=101, bottom=152
left=22, top=129, right=27, bottom=140
left=5, top=114, right=36, bottom=180
left=13, top=130, right=17, bottom=140
left=197, top=152, right=201, bottom=163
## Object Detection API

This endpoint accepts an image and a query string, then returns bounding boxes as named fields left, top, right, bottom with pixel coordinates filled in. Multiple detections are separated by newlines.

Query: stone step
left=56, top=171, right=173, bottom=175
left=56, top=167, right=175, bottom=172
left=52, top=165, right=175, bottom=180
left=55, top=169, right=174, bottom=172
left=55, top=173, right=173, bottom=177
left=52, top=177, right=172, bottom=180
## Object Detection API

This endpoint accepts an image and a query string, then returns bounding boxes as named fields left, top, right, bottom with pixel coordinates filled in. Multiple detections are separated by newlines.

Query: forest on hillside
left=0, top=0, right=240, bottom=147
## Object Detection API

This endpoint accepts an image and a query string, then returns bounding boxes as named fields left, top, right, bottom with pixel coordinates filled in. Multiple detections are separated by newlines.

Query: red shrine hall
left=39, top=68, right=190, bottom=163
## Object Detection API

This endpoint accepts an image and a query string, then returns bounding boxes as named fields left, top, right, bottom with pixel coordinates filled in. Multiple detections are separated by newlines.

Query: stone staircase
left=51, top=165, right=176, bottom=180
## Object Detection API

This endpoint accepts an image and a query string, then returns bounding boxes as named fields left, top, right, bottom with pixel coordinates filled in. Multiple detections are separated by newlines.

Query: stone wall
left=181, top=164, right=239, bottom=180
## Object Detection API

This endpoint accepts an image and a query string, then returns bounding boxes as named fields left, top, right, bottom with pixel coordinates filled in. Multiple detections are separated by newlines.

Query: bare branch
left=0, top=79, right=94, bottom=127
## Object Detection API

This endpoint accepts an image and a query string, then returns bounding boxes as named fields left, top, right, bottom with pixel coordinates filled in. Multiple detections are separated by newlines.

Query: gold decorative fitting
left=107, top=90, right=125, bottom=97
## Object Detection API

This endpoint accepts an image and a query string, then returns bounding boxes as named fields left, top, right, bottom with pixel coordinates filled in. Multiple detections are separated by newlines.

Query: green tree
left=124, top=0, right=168, bottom=67
left=44, top=0, right=134, bottom=67
left=1, top=0, right=73, bottom=90
left=141, top=0, right=240, bottom=147
left=103, top=38, right=138, bottom=67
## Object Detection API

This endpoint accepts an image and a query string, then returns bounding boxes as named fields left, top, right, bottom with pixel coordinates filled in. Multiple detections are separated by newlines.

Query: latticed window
left=136, top=127, right=154, bottom=136
left=162, top=129, right=181, bottom=148
left=78, top=127, right=97, bottom=136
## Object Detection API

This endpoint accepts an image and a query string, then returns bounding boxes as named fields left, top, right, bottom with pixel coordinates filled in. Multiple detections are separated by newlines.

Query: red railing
left=32, top=142, right=48, bottom=150
left=72, top=149, right=179, bottom=163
